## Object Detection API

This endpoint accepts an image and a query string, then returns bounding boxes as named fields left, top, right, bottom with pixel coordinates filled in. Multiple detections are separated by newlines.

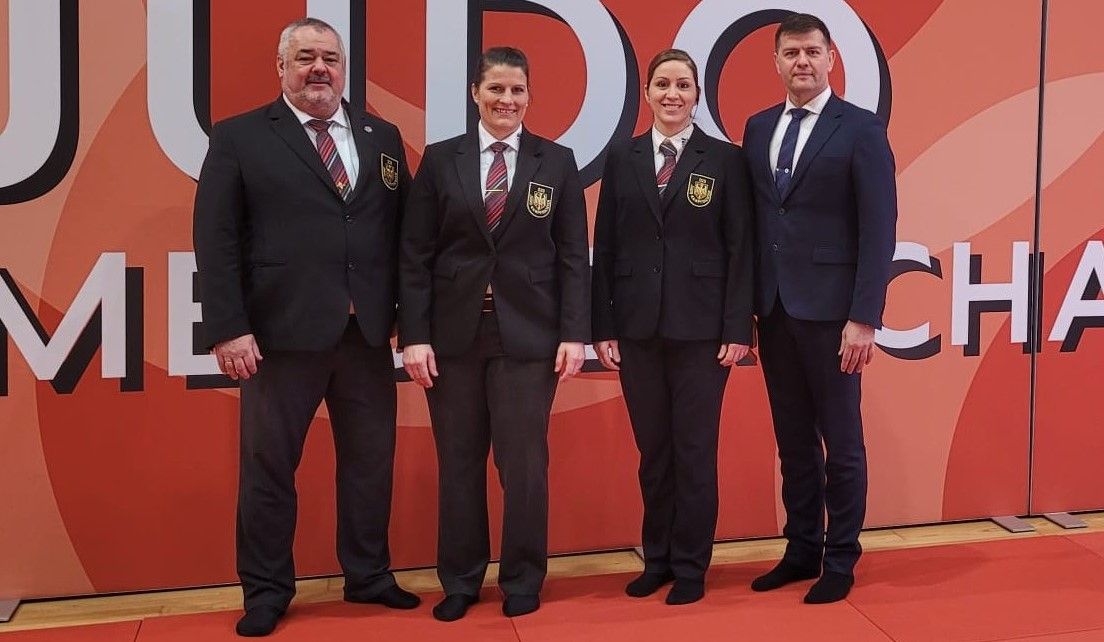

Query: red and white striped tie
left=307, top=119, right=351, bottom=200
left=484, top=141, right=509, bottom=231
left=657, top=138, right=677, bottom=196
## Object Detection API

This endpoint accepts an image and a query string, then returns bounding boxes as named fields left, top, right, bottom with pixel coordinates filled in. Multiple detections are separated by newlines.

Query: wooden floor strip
left=2, top=513, right=1099, bottom=633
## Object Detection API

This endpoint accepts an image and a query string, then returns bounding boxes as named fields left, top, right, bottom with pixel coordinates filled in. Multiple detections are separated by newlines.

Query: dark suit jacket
left=591, top=128, right=754, bottom=345
left=399, top=129, right=590, bottom=359
left=742, top=94, right=897, bottom=328
left=192, top=97, right=411, bottom=352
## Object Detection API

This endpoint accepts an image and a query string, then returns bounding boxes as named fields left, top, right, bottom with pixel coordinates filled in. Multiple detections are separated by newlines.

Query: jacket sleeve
left=552, top=149, right=591, bottom=343
left=397, top=146, right=440, bottom=347
left=721, top=144, right=755, bottom=344
left=849, top=116, right=898, bottom=328
left=192, top=123, right=251, bottom=350
left=392, top=125, right=413, bottom=320
left=590, top=149, right=619, bottom=342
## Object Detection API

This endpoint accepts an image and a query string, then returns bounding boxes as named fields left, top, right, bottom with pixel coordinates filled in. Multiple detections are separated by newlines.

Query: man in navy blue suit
left=741, top=13, right=897, bottom=604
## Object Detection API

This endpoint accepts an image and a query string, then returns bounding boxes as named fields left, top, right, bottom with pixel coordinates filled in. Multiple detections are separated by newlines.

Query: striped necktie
left=306, top=119, right=351, bottom=200
left=485, top=141, right=509, bottom=231
left=657, top=139, right=677, bottom=196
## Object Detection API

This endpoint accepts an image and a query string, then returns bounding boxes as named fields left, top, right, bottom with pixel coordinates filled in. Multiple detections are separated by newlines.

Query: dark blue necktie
left=774, top=107, right=810, bottom=193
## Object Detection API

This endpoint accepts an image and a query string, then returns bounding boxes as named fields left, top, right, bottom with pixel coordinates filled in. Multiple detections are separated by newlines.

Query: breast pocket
left=807, top=154, right=849, bottom=182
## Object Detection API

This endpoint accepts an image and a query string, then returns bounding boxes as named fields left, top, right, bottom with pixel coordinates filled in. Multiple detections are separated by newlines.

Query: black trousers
left=757, top=303, right=867, bottom=576
left=425, top=312, right=558, bottom=597
left=618, top=337, right=731, bottom=582
left=237, top=317, right=398, bottom=610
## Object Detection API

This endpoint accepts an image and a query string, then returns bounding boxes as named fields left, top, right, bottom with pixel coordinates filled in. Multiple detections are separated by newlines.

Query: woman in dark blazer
left=399, top=47, right=590, bottom=621
left=591, top=48, right=754, bottom=605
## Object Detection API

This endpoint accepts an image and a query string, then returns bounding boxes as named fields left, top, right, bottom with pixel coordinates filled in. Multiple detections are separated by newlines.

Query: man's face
left=774, top=29, right=835, bottom=105
left=277, top=27, right=345, bottom=118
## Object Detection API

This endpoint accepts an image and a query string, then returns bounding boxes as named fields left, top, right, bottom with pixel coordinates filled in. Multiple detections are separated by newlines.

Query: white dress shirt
left=651, top=123, right=695, bottom=174
left=282, top=94, right=360, bottom=187
left=768, top=85, right=833, bottom=173
left=478, top=121, right=522, bottom=197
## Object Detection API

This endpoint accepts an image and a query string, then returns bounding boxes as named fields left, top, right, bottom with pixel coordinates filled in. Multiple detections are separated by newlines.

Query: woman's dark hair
left=471, top=46, right=529, bottom=86
left=645, top=49, right=700, bottom=99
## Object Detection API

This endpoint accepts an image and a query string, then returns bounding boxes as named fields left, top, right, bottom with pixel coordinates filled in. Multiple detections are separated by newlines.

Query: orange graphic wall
left=0, top=1, right=1094, bottom=600
left=1031, top=0, right=1104, bottom=513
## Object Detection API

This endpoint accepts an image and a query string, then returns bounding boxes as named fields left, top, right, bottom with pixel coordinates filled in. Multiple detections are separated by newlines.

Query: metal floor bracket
left=1043, top=512, right=1087, bottom=529
left=992, top=516, right=1035, bottom=533
left=0, top=599, right=20, bottom=623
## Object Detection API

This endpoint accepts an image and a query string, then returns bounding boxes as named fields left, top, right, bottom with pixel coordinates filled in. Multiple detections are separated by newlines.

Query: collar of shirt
left=478, top=121, right=522, bottom=153
left=783, top=85, right=832, bottom=117
left=282, top=94, right=350, bottom=131
left=651, top=123, right=695, bottom=157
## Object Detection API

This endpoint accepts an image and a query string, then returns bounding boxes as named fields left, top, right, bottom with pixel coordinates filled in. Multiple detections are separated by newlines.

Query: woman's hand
left=595, top=340, right=621, bottom=371
left=555, top=342, right=586, bottom=382
left=717, top=343, right=749, bottom=367
left=402, top=344, right=438, bottom=388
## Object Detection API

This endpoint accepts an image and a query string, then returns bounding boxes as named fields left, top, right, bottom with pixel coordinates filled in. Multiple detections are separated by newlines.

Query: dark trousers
left=757, top=303, right=867, bottom=576
left=426, top=312, right=558, bottom=597
left=618, top=337, right=731, bottom=582
left=237, top=317, right=398, bottom=610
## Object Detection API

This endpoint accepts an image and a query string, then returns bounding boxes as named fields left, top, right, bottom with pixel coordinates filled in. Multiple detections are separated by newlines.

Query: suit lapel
left=660, top=127, right=706, bottom=212
left=347, top=109, right=381, bottom=203
left=630, top=134, right=663, bottom=225
left=453, top=131, right=495, bottom=251
left=782, top=94, right=843, bottom=201
left=495, top=129, right=542, bottom=240
left=756, top=104, right=786, bottom=202
left=268, top=98, right=344, bottom=200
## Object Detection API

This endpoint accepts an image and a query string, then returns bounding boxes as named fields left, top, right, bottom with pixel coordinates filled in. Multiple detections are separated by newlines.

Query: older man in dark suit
left=741, top=13, right=897, bottom=604
left=193, top=17, right=418, bottom=637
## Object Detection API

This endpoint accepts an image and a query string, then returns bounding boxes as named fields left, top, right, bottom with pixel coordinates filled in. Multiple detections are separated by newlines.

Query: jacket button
left=778, top=207, right=785, bottom=215
left=771, top=243, right=780, bottom=251
left=652, top=266, right=661, bottom=274
left=345, top=215, right=354, bottom=223
left=347, top=262, right=356, bottom=270
left=655, top=233, right=662, bottom=241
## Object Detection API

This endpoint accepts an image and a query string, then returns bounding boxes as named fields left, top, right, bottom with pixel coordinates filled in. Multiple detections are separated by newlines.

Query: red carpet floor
left=8, top=534, right=1104, bottom=641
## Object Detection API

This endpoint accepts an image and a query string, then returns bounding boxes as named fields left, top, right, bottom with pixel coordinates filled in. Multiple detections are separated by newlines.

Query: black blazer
left=591, top=128, right=754, bottom=345
left=742, top=94, right=897, bottom=327
left=193, top=97, right=411, bottom=351
left=399, top=129, right=590, bottom=359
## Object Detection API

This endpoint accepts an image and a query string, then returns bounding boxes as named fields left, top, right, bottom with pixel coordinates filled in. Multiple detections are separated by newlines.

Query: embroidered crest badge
left=527, top=182, right=554, bottom=218
left=380, top=153, right=399, bottom=191
left=687, top=173, right=715, bottom=208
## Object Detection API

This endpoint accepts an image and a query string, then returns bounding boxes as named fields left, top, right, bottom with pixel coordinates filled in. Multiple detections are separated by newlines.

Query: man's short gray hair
left=277, top=17, right=345, bottom=61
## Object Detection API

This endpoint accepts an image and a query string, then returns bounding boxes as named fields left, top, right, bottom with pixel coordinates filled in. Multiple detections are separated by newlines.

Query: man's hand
left=213, top=334, right=263, bottom=381
left=838, top=321, right=876, bottom=374
left=403, top=344, right=438, bottom=388
left=554, top=342, right=586, bottom=382
left=717, top=343, right=750, bottom=367
left=595, top=340, right=621, bottom=371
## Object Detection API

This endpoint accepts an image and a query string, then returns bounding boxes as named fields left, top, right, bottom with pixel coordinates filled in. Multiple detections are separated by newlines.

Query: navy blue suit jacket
left=742, top=94, right=896, bottom=328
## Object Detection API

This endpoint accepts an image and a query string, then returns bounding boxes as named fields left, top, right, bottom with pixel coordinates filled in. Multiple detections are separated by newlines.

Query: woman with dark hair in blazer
left=400, top=46, right=590, bottom=622
left=592, top=48, right=754, bottom=605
